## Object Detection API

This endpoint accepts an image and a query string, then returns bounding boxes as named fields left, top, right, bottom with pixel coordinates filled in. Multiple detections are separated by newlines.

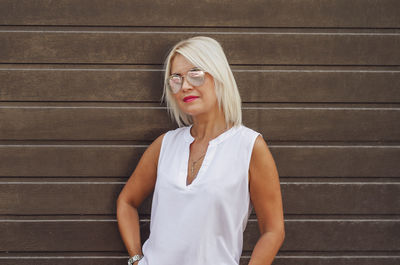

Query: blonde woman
left=117, top=36, right=285, bottom=265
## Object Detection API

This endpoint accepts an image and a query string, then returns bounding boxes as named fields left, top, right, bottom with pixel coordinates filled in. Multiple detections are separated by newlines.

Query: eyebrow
left=170, top=67, right=200, bottom=76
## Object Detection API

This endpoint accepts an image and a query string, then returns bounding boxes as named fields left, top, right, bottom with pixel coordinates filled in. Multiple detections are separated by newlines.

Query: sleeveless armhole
left=156, top=130, right=170, bottom=176
left=247, top=131, right=263, bottom=175
left=244, top=129, right=263, bottom=224
left=246, top=131, right=263, bottom=191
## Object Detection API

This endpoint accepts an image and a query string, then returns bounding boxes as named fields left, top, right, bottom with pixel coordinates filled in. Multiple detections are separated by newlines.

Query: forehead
left=170, top=54, right=195, bottom=74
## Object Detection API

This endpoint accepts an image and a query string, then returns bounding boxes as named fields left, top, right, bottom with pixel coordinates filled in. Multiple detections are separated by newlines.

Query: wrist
left=128, top=254, right=143, bottom=265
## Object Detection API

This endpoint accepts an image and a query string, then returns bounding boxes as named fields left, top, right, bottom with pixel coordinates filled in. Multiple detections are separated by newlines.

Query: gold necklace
left=188, top=124, right=231, bottom=180
left=190, top=153, right=206, bottom=179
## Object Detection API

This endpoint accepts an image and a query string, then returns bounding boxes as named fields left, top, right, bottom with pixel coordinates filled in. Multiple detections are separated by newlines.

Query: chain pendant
left=189, top=154, right=205, bottom=182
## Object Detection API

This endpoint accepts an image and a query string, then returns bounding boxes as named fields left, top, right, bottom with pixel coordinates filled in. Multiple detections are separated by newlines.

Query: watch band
left=128, top=254, right=144, bottom=265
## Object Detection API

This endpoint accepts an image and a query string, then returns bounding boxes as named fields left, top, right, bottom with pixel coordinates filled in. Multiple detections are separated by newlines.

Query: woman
left=117, top=36, right=285, bottom=265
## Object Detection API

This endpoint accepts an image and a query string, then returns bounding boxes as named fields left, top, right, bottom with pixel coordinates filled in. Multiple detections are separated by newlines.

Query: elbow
left=116, top=195, right=129, bottom=211
left=116, top=197, right=137, bottom=222
left=116, top=193, right=124, bottom=207
left=116, top=195, right=137, bottom=211
left=278, top=227, right=285, bottom=245
left=116, top=196, right=123, bottom=215
left=262, top=227, right=285, bottom=243
left=270, top=227, right=285, bottom=244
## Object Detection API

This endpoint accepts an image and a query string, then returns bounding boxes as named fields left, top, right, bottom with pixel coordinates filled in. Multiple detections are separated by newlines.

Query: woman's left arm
left=248, top=135, right=285, bottom=265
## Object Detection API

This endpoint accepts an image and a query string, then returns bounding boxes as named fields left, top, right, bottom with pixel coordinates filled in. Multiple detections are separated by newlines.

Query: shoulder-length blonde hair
left=161, top=36, right=242, bottom=128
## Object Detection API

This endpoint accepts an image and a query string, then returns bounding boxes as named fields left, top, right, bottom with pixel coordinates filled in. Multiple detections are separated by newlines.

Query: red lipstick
left=183, top=96, right=199, bottom=102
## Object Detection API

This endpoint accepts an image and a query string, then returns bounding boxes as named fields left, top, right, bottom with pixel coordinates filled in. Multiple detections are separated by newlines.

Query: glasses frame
left=167, top=67, right=207, bottom=94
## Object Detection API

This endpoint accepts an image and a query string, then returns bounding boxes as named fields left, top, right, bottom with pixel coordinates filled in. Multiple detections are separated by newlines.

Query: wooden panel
left=0, top=220, right=128, bottom=252
left=1, top=219, right=398, bottom=252
left=282, top=183, right=400, bottom=214
left=0, top=145, right=146, bottom=177
left=268, top=256, right=400, bottom=265
left=0, top=106, right=174, bottom=141
left=1, top=255, right=399, bottom=265
left=0, top=145, right=398, bottom=177
left=0, top=67, right=165, bottom=102
left=0, top=106, right=398, bottom=141
left=1, top=30, right=399, bottom=65
left=1, top=182, right=399, bottom=215
left=0, top=0, right=399, bottom=28
left=0, top=182, right=125, bottom=215
left=0, top=1, right=398, bottom=263
left=268, top=220, right=400, bottom=251
left=1, top=66, right=399, bottom=103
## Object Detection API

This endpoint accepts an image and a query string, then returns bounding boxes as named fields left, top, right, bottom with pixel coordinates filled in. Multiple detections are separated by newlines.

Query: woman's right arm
left=116, top=133, right=166, bottom=263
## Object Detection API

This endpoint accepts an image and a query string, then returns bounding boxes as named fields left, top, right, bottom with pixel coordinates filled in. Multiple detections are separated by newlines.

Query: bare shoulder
left=251, top=134, right=271, bottom=162
left=253, top=134, right=268, bottom=152
left=249, top=134, right=276, bottom=182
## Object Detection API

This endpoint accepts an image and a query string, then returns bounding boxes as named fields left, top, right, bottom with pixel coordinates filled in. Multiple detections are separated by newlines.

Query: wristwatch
left=128, top=254, right=144, bottom=265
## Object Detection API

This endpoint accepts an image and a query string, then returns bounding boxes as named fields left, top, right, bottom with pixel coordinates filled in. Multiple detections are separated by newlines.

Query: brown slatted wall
left=0, top=0, right=399, bottom=264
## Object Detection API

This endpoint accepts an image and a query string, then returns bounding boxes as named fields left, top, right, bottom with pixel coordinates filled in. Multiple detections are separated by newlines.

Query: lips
left=183, top=96, right=199, bottom=102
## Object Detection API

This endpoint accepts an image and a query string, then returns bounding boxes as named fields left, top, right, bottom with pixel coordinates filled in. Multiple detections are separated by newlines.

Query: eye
left=169, top=74, right=182, bottom=82
left=190, top=67, right=202, bottom=72
left=188, top=70, right=204, bottom=78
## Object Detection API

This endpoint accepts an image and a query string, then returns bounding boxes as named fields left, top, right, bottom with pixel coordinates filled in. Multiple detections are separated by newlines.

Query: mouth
left=183, top=96, right=199, bottom=103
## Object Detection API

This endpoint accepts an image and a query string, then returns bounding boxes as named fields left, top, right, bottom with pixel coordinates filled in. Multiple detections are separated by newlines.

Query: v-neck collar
left=183, top=124, right=242, bottom=146
left=180, top=124, right=242, bottom=190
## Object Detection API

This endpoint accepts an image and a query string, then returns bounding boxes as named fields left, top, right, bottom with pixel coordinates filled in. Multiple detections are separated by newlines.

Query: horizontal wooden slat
left=0, top=182, right=125, bottom=215
left=0, top=145, right=398, bottom=177
left=272, top=219, right=400, bottom=251
left=1, top=67, right=399, bottom=103
left=283, top=183, right=400, bottom=214
left=0, top=106, right=398, bottom=141
left=267, top=256, right=400, bottom=265
left=0, top=220, right=127, bottom=252
left=0, top=182, right=399, bottom=215
left=1, top=219, right=398, bottom=252
left=0, top=0, right=399, bottom=28
left=0, top=145, right=145, bottom=177
left=1, top=255, right=400, bottom=265
left=1, top=30, right=399, bottom=65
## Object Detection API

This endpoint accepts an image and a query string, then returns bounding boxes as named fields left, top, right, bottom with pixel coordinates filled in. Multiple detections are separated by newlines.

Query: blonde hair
left=160, top=36, right=242, bottom=128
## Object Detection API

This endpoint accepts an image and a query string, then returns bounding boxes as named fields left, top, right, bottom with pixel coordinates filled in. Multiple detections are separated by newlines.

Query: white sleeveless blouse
left=138, top=124, right=262, bottom=265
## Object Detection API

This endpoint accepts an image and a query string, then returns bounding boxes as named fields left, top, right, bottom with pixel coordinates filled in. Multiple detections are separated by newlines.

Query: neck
left=190, top=107, right=232, bottom=142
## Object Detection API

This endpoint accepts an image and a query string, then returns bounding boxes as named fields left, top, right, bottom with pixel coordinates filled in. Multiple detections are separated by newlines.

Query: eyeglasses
left=167, top=67, right=206, bottom=94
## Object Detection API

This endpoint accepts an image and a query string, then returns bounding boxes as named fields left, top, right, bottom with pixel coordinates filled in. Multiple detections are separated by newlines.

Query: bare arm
left=116, top=133, right=166, bottom=264
left=248, top=135, right=285, bottom=265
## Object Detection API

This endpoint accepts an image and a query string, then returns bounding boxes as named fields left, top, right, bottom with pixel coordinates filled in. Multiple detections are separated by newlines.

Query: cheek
left=206, top=84, right=218, bottom=103
left=198, top=92, right=217, bottom=111
left=205, top=89, right=217, bottom=102
left=202, top=79, right=217, bottom=99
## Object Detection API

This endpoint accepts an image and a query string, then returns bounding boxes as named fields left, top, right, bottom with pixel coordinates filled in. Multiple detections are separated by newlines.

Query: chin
left=180, top=103, right=211, bottom=116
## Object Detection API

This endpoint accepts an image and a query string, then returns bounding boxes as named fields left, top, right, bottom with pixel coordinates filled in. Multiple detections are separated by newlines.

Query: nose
left=181, top=77, right=193, bottom=91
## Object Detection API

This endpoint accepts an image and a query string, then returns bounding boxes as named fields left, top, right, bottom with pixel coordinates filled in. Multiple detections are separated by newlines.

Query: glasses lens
left=168, top=75, right=182, bottom=94
left=168, top=69, right=205, bottom=94
left=187, top=69, right=205, bottom=87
